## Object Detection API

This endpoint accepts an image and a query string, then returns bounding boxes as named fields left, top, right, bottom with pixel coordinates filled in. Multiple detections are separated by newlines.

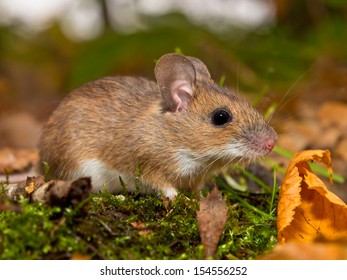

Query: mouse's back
left=39, top=76, right=160, bottom=182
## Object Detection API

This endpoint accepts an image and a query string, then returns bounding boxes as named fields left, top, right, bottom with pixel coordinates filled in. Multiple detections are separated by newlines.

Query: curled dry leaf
left=277, top=150, right=347, bottom=244
left=4, top=176, right=92, bottom=208
left=5, top=176, right=45, bottom=201
left=197, top=186, right=228, bottom=259
left=31, top=177, right=92, bottom=208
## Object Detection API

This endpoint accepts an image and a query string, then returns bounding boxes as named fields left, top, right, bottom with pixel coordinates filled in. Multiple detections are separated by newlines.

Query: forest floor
left=0, top=55, right=346, bottom=260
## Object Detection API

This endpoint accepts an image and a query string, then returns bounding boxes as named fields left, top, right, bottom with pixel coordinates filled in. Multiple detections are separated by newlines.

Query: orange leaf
left=277, top=150, right=347, bottom=243
left=70, top=253, right=91, bottom=260
left=260, top=242, right=347, bottom=260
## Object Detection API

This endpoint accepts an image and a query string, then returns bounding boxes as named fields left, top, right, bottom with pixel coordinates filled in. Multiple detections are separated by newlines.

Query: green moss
left=0, top=181, right=278, bottom=259
left=0, top=197, right=80, bottom=259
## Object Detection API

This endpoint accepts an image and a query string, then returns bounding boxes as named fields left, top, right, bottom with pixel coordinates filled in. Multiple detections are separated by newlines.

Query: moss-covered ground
left=0, top=177, right=278, bottom=260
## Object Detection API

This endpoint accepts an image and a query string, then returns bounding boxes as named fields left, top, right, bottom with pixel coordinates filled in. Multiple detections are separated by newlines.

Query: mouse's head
left=155, top=53, right=277, bottom=166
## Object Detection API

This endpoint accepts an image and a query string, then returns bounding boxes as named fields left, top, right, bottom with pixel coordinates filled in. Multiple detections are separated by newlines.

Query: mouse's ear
left=155, top=53, right=196, bottom=112
left=187, top=56, right=213, bottom=83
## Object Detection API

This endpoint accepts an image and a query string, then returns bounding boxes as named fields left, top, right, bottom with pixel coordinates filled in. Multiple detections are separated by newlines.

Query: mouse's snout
left=244, top=124, right=277, bottom=157
left=258, top=125, right=277, bottom=155
left=262, top=134, right=277, bottom=153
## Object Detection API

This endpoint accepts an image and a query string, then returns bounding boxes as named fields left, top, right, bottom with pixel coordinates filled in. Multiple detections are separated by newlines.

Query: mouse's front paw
left=161, top=187, right=178, bottom=201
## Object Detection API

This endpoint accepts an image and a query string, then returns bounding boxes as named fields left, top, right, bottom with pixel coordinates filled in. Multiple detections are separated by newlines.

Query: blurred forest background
left=0, top=0, right=347, bottom=190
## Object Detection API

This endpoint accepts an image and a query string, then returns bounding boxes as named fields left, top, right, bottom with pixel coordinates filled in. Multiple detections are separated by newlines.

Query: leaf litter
left=197, top=186, right=228, bottom=259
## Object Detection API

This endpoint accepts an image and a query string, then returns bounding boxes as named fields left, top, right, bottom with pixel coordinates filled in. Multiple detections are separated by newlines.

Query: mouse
left=39, top=53, right=277, bottom=199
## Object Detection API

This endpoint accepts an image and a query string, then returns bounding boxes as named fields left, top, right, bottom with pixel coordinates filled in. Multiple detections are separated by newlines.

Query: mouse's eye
left=211, top=109, right=232, bottom=126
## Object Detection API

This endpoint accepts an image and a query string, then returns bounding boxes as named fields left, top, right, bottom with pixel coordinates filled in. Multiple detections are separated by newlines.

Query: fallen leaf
left=277, top=150, right=347, bottom=243
left=197, top=186, right=228, bottom=259
left=0, top=147, right=39, bottom=174
left=160, top=195, right=171, bottom=211
left=27, top=175, right=46, bottom=188
left=25, top=182, right=36, bottom=194
left=0, top=112, right=42, bottom=149
left=4, top=176, right=92, bottom=208
left=260, top=242, right=347, bottom=260
left=4, top=176, right=45, bottom=201
left=70, top=253, right=91, bottom=260
left=31, top=177, right=92, bottom=208
left=313, top=127, right=341, bottom=150
left=130, top=222, right=152, bottom=237
left=336, top=139, right=347, bottom=161
left=318, top=101, right=347, bottom=129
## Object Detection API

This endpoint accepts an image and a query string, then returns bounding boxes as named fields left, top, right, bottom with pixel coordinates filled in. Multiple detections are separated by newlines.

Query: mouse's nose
left=244, top=124, right=277, bottom=157
left=265, top=137, right=276, bottom=151
left=257, top=126, right=277, bottom=154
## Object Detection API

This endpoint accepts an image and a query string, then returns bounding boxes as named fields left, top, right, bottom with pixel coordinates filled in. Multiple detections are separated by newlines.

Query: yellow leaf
left=277, top=150, right=347, bottom=243
left=25, top=182, right=36, bottom=194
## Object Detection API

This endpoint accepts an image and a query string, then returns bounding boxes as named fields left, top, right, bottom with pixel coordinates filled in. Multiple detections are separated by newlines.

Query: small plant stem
left=269, top=166, right=277, bottom=215
left=235, top=165, right=271, bottom=193
left=232, top=190, right=276, bottom=220
left=216, top=177, right=276, bottom=221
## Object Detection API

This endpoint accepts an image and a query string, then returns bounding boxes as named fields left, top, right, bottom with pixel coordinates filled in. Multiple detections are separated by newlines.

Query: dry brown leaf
left=4, top=176, right=92, bottom=208
left=31, top=177, right=92, bottom=208
left=277, top=150, right=347, bottom=244
left=130, top=222, right=153, bottom=237
left=4, top=175, right=45, bottom=200
left=160, top=195, right=171, bottom=211
left=197, top=186, right=228, bottom=259
left=0, top=112, right=42, bottom=149
left=70, top=253, right=91, bottom=260
left=318, top=101, right=347, bottom=129
left=0, top=147, right=39, bottom=174
left=260, top=242, right=347, bottom=260
left=336, top=139, right=347, bottom=161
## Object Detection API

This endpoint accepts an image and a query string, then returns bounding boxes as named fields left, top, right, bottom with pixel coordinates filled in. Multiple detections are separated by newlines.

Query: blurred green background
left=0, top=0, right=347, bottom=120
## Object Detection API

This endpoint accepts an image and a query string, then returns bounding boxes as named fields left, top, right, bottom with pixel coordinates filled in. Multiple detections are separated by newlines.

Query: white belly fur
left=73, top=159, right=178, bottom=199
left=72, top=159, right=135, bottom=193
